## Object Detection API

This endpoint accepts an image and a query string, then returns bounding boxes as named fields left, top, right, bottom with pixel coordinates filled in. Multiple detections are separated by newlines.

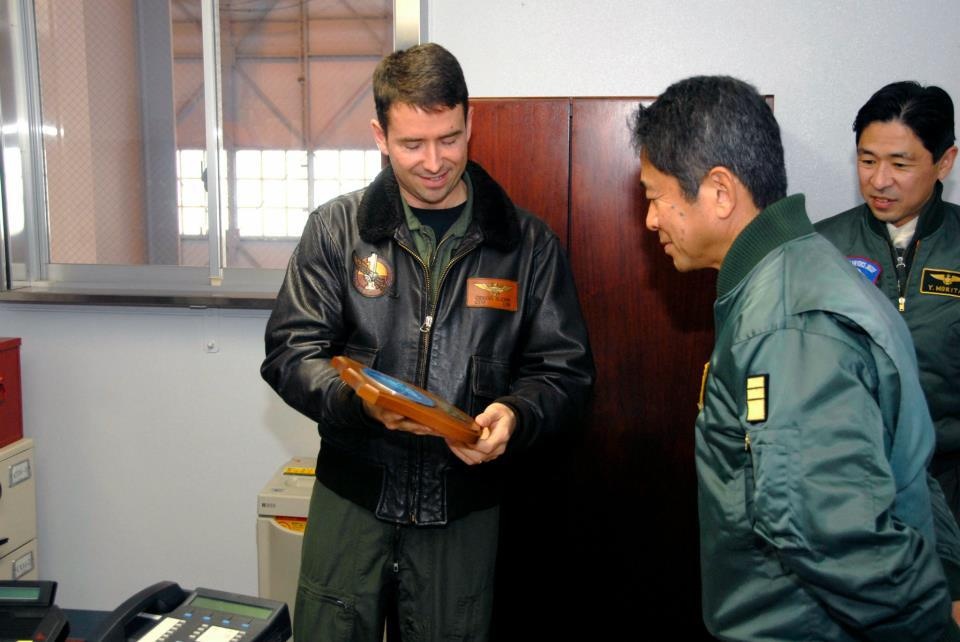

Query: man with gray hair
left=633, top=75, right=957, bottom=640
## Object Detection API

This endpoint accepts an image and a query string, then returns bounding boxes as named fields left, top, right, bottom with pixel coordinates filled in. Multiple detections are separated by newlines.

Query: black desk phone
left=0, top=580, right=69, bottom=642
left=90, top=581, right=291, bottom=642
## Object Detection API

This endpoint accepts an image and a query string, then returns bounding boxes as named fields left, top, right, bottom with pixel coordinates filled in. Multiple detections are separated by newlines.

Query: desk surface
left=63, top=608, right=109, bottom=641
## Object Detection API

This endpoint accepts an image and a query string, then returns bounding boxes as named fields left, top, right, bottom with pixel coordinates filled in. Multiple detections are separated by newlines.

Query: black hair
left=854, top=81, right=955, bottom=161
left=372, top=43, right=469, bottom=135
left=631, top=75, right=787, bottom=209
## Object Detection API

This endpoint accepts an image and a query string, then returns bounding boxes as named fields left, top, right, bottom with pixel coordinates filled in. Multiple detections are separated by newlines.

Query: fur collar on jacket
left=357, top=161, right=521, bottom=251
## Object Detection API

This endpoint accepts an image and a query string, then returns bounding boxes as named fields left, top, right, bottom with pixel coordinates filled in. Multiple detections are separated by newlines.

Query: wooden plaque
left=331, top=356, right=484, bottom=444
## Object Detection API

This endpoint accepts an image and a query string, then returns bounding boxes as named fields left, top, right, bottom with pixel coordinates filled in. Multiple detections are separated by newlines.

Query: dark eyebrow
left=857, top=147, right=916, bottom=160
left=396, top=128, right=464, bottom=145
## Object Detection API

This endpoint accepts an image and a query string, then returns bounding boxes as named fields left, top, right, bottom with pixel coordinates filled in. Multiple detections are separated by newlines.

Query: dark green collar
left=402, top=173, right=475, bottom=264
left=717, top=194, right=814, bottom=297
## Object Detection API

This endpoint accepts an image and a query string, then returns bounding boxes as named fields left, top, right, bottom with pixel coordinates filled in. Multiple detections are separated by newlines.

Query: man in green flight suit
left=816, top=82, right=959, bottom=519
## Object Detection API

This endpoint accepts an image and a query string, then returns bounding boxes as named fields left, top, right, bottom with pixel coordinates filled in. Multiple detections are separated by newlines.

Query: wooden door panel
left=570, top=98, right=715, bottom=459
left=468, top=98, right=570, bottom=246
left=568, top=98, right=714, bottom=638
left=468, top=97, right=715, bottom=640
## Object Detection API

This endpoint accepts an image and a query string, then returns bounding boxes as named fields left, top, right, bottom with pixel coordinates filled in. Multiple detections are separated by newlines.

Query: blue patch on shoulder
left=847, top=256, right=882, bottom=284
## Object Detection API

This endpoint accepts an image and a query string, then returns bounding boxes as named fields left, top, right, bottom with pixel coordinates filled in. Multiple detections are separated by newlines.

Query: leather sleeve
left=260, top=206, right=374, bottom=436
left=496, top=228, right=595, bottom=452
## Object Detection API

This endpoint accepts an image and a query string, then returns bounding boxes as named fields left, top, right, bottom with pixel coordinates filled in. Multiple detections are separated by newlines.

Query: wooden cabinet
left=0, top=338, right=24, bottom=448
left=470, top=98, right=715, bottom=640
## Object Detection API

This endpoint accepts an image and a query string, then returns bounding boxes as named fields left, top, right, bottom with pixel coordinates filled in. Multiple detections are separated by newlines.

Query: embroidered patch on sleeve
left=466, top=278, right=519, bottom=311
left=847, top=256, right=882, bottom=284
left=746, top=374, right=768, bottom=424
left=920, top=268, right=960, bottom=299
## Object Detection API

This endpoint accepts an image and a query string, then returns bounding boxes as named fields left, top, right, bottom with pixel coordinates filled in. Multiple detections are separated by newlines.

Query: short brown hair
left=373, top=43, right=469, bottom=135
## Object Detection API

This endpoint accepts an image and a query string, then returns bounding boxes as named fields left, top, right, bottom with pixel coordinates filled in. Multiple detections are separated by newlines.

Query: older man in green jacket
left=633, top=75, right=958, bottom=641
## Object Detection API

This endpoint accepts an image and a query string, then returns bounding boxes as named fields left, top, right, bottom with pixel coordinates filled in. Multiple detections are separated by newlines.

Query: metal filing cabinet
left=0, top=438, right=38, bottom=580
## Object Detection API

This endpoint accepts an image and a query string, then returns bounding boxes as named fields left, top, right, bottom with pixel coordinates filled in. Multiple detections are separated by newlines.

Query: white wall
left=0, top=305, right=317, bottom=609
left=3, top=0, right=960, bottom=611
left=430, top=0, right=960, bottom=217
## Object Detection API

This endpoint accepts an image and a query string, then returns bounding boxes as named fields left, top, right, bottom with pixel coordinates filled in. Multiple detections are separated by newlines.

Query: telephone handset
left=90, top=581, right=291, bottom=642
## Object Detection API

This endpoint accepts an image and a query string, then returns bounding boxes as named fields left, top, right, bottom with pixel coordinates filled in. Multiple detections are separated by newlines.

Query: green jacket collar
left=402, top=172, right=475, bottom=261
left=717, top=194, right=814, bottom=298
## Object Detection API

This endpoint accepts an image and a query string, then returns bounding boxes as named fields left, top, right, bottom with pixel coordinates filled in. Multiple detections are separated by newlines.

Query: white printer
left=256, top=457, right=315, bottom=625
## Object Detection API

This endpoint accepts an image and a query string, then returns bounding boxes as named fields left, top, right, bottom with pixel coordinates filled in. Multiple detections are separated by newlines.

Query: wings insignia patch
left=467, top=278, right=519, bottom=311
left=474, top=282, right=513, bottom=295
left=921, top=268, right=960, bottom=299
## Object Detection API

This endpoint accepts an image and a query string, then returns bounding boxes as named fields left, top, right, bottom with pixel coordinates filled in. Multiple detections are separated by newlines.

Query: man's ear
left=464, top=105, right=474, bottom=144
left=703, top=167, right=738, bottom=220
left=371, top=118, right=388, bottom=156
left=936, top=145, right=958, bottom=181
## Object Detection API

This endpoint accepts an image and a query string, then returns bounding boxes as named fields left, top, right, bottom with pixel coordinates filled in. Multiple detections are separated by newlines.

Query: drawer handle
left=0, top=376, right=5, bottom=403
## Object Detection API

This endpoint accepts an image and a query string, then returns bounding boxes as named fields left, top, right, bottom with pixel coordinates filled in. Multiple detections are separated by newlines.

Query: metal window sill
left=0, top=286, right=277, bottom=310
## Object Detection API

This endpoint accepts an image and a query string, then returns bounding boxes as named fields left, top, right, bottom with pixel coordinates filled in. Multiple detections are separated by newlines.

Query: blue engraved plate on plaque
left=363, top=368, right=436, bottom=407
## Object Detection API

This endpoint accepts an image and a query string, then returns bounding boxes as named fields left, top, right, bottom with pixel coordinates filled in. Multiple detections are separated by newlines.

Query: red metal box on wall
left=0, top=338, right=24, bottom=448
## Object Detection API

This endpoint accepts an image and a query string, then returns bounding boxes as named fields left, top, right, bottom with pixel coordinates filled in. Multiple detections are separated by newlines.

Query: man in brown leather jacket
left=261, top=43, right=594, bottom=641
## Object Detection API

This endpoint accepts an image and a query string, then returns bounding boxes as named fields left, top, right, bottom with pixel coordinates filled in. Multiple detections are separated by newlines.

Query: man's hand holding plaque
left=332, top=356, right=489, bottom=444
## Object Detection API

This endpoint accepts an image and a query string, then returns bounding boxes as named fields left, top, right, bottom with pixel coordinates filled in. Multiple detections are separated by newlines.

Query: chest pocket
left=718, top=442, right=760, bottom=551
left=343, top=344, right=378, bottom=367
left=469, top=356, right=511, bottom=416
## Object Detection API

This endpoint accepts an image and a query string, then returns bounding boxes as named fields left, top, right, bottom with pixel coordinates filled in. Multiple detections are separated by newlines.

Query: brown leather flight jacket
left=261, top=161, right=595, bottom=525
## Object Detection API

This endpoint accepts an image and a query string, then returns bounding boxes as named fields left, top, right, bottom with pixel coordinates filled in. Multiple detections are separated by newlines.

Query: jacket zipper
left=422, top=248, right=473, bottom=358
left=395, top=239, right=435, bottom=386
left=397, top=238, right=475, bottom=387
left=889, top=238, right=921, bottom=313
left=392, top=523, right=401, bottom=573
left=390, top=240, right=429, bottom=525
left=395, top=237, right=476, bottom=524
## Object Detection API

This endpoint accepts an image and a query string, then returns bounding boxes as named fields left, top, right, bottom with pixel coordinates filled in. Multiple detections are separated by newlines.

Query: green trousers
left=294, top=481, right=499, bottom=642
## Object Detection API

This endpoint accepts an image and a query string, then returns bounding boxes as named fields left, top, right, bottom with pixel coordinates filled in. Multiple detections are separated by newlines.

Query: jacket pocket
left=343, top=343, right=378, bottom=368
left=712, top=448, right=759, bottom=552
left=468, top=356, right=511, bottom=416
left=743, top=439, right=757, bottom=537
left=748, top=426, right=798, bottom=551
left=321, top=344, right=380, bottom=451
